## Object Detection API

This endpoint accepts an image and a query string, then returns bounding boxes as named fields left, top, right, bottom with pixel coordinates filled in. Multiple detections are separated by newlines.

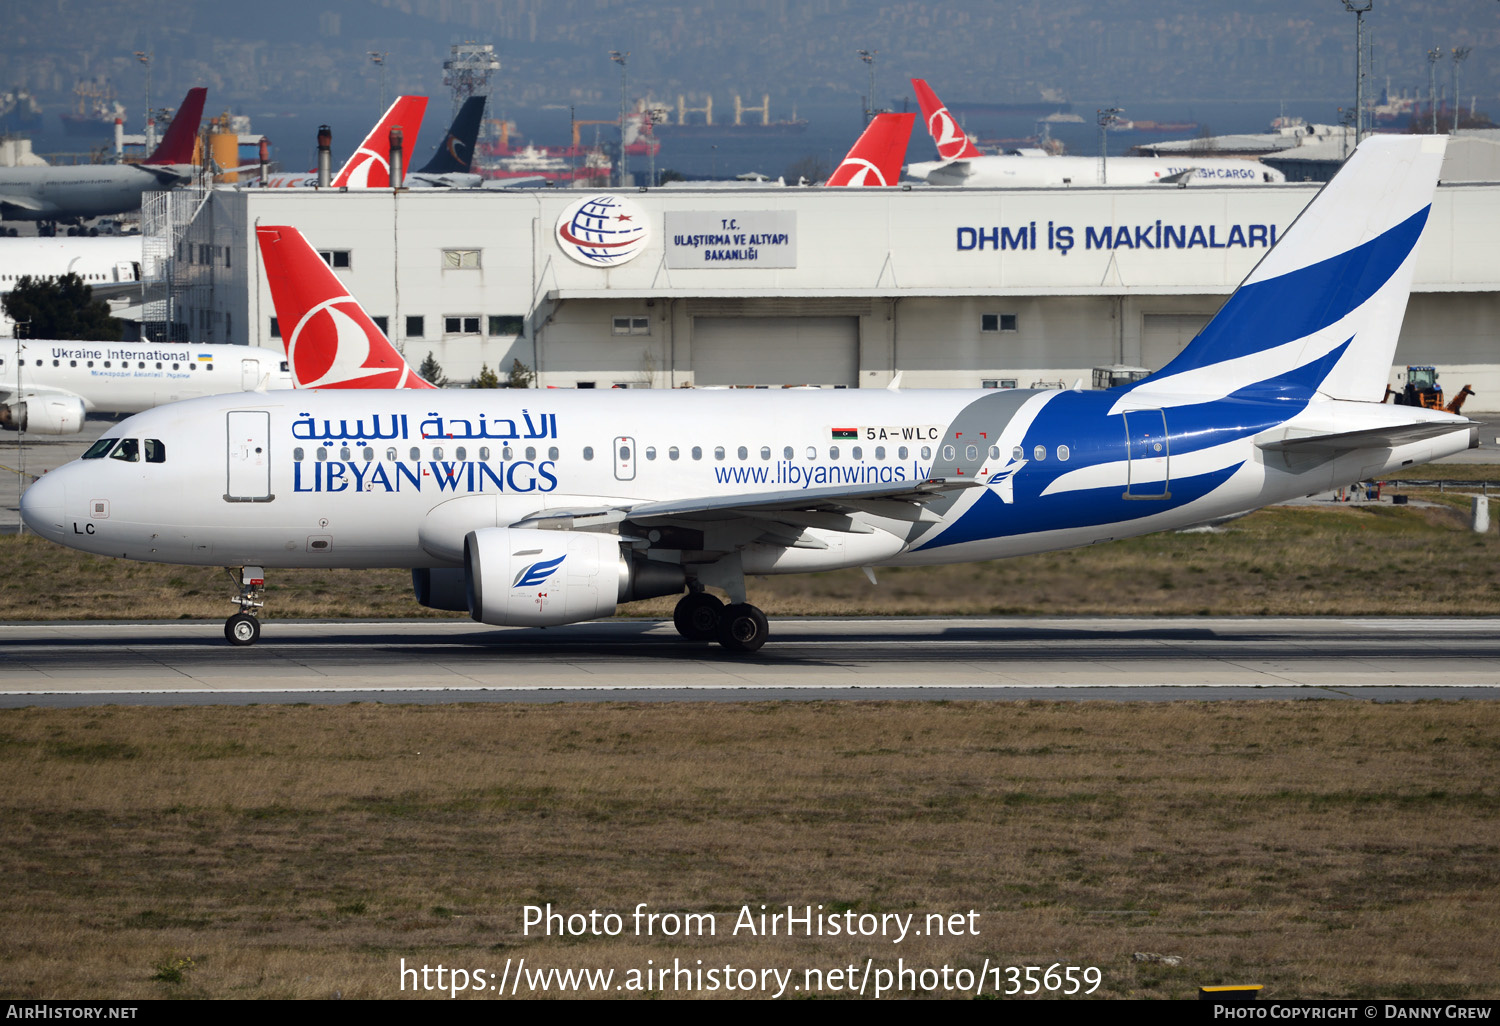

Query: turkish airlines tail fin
left=255, top=225, right=436, bottom=389
left=825, top=113, right=914, bottom=187
left=911, top=78, right=980, bottom=161
left=143, top=88, right=208, bottom=165
left=1133, top=135, right=1447, bottom=404
left=417, top=96, right=485, bottom=175
left=331, top=95, right=429, bottom=188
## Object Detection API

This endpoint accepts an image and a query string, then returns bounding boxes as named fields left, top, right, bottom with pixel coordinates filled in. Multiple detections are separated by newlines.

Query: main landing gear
left=673, top=590, right=770, bottom=653
left=225, top=566, right=265, bottom=646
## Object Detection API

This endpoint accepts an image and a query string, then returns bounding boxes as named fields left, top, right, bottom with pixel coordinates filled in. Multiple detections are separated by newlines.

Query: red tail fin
left=332, top=96, right=429, bottom=188
left=255, top=225, right=435, bottom=389
left=911, top=78, right=980, bottom=160
left=825, top=113, right=914, bottom=187
left=143, top=88, right=207, bottom=165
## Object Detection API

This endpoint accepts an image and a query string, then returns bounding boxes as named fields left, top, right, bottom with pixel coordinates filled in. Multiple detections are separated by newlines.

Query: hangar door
left=1140, top=313, right=1213, bottom=372
left=693, top=316, right=858, bottom=387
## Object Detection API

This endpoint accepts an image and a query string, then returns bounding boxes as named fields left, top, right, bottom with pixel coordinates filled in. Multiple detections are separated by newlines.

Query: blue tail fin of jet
left=417, top=96, right=486, bottom=175
left=1131, top=135, right=1447, bottom=405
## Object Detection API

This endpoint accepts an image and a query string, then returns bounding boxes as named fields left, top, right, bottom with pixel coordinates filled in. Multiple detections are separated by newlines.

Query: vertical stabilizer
left=417, top=96, right=485, bottom=174
left=911, top=78, right=981, bottom=160
left=825, top=112, right=914, bottom=187
left=143, top=88, right=207, bottom=165
left=1133, top=135, right=1447, bottom=404
left=332, top=96, right=429, bottom=188
left=256, top=225, right=435, bottom=389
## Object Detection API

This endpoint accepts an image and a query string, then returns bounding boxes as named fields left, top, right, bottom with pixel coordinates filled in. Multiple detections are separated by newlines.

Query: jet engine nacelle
left=461, top=526, right=685, bottom=627
left=0, top=395, right=86, bottom=434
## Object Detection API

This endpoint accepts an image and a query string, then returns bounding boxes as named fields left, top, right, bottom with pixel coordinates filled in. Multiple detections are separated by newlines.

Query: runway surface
left=3, top=617, right=1499, bottom=706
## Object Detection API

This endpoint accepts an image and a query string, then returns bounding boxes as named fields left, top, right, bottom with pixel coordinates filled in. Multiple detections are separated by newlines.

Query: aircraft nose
left=20, top=467, right=69, bottom=541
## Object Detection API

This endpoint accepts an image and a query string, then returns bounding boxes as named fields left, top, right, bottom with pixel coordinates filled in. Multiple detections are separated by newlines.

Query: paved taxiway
left=3, top=617, right=1499, bottom=706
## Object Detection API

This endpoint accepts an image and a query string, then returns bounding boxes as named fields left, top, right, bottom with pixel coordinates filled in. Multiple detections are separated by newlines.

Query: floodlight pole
left=857, top=49, right=878, bottom=124
left=1427, top=47, right=1444, bottom=134
left=368, top=51, right=388, bottom=115
left=134, top=51, right=153, bottom=154
left=610, top=50, right=629, bottom=187
left=1451, top=47, right=1470, bottom=132
left=1340, top=2, right=1372, bottom=144
left=1097, top=108, right=1122, bottom=184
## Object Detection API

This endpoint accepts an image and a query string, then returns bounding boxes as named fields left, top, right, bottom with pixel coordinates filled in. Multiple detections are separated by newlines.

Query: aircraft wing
left=1257, top=420, right=1474, bottom=453
left=0, top=192, right=46, bottom=213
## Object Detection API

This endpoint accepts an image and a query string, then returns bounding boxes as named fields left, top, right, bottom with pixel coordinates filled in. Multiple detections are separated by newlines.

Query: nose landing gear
left=225, top=566, right=265, bottom=646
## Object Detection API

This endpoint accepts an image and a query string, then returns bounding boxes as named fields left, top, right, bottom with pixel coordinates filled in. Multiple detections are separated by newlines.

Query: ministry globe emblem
left=555, top=194, right=650, bottom=267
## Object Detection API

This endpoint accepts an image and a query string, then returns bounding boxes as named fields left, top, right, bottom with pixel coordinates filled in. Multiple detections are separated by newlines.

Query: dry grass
left=1, top=701, right=1497, bottom=999
left=4, top=499, right=1500, bottom=621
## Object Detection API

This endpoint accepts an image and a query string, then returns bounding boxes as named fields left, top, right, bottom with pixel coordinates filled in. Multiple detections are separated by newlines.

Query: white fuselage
left=907, top=154, right=1285, bottom=187
left=0, top=236, right=142, bottom=295
left=0, top=164, right=194, bottom=221
left=19, top=387, right=1473, bottom=575
left=1, top=340, right=292, bottom=414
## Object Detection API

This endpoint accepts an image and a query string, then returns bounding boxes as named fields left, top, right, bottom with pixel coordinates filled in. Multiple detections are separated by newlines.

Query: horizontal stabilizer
left=1257, top=420, right=1474, bottom=454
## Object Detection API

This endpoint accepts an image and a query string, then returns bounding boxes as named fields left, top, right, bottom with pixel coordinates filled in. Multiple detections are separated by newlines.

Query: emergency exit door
left=226, top=410, right=273, bottom=502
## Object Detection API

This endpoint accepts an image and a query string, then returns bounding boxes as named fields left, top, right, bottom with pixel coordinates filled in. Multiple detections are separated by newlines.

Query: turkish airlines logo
left=336, top=148, right=391, bottom=188
left=929, top=107, right=969, bottom=160
left=829, top=158, right=889, bottom=187
left=556, top=194, right=650, bottom=267
left=287, top=297, right=407, bottom=388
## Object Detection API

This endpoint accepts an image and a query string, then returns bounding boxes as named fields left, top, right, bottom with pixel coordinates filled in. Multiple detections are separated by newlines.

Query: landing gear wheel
left=716, top=603, right=769, bottom=653
left=225, top=613, right=261, bottom=646
left=673, top=592, right=723, bottom=641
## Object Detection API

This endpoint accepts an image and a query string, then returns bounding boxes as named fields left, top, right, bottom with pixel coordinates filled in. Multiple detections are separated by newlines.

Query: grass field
left=1, top=700, right=1496, bottom=1000
left=5, top=495, right=1498, bottom=621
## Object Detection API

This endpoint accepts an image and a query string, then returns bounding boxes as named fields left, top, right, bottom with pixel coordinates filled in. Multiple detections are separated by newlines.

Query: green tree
left=2, top=273, right=122, bottom=340
left=470, top=363, right=501, bottom=389
left=506, top=358, right=535, bottom=389
left=417, top=351, right=449, bottom=387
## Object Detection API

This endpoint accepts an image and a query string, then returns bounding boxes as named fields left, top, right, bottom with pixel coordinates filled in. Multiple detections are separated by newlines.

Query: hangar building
left=172, top=171, right=1500, bottom=399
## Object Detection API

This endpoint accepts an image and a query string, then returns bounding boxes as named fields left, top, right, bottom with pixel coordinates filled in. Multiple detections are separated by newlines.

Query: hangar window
left=372, top=316, right=389, bottom=335
left=318, top=250, right=352, bottom=269
left=270, top=317, right=281, bottom=339
left=443, top=249, right=481, bottom=269
left=405, top=316, right=425, bottom=339
left=981, top=313, right=1018, bottom=333
left=489, top=316, right=524, bottom=337
left=444, top=315, right=481, bottom=336
left=612, top=316, right=650, bottom=336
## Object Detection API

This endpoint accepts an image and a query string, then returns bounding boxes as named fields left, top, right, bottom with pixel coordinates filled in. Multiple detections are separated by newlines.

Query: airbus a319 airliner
left=20, top=136, right=1473, bottom=652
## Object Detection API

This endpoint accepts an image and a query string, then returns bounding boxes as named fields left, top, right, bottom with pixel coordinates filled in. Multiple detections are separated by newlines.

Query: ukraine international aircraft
left=905, top=78, right=1285, bottom=187
left=247, top=96, right=428, bottom=189
left=0, top=88, right=207, bottom=226
left=20, top=136, right=1472, bottom=653
left=1, top=341, right=291, bottom=433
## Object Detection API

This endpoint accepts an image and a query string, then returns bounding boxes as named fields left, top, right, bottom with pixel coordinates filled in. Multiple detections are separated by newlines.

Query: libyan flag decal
left=831, top=428, right=858, bottom=440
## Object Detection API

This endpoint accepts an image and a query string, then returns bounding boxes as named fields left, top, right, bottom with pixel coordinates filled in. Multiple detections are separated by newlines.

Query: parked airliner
left=247, top=96, right=428, bottom=189
left=20, top=137, right=1470, bottom=653
left=905, top=79, right=1285, bottom=187
left=0, top=89, right=207, bottom=225
left=1, top=341, right=290, bottom=433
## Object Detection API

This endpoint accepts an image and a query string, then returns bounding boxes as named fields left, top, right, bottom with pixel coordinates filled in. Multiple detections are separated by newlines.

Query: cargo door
left=1123, top=408, right=1170, bottom=500
left=226, top=410, right=273, bottom=502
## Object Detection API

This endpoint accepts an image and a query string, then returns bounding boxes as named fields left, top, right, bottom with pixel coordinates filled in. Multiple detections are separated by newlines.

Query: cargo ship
left=59, top=78, right=127, bottom=137
left=0, top=87, right=43, bottom=134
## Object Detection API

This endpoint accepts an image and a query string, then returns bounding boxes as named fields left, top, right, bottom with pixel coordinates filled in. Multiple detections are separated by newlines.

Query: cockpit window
left=109, top=438, right=140, bottom=463
left=145, top=439, right=166, bottom=464
left=82, top=438, right=118, bottom=459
